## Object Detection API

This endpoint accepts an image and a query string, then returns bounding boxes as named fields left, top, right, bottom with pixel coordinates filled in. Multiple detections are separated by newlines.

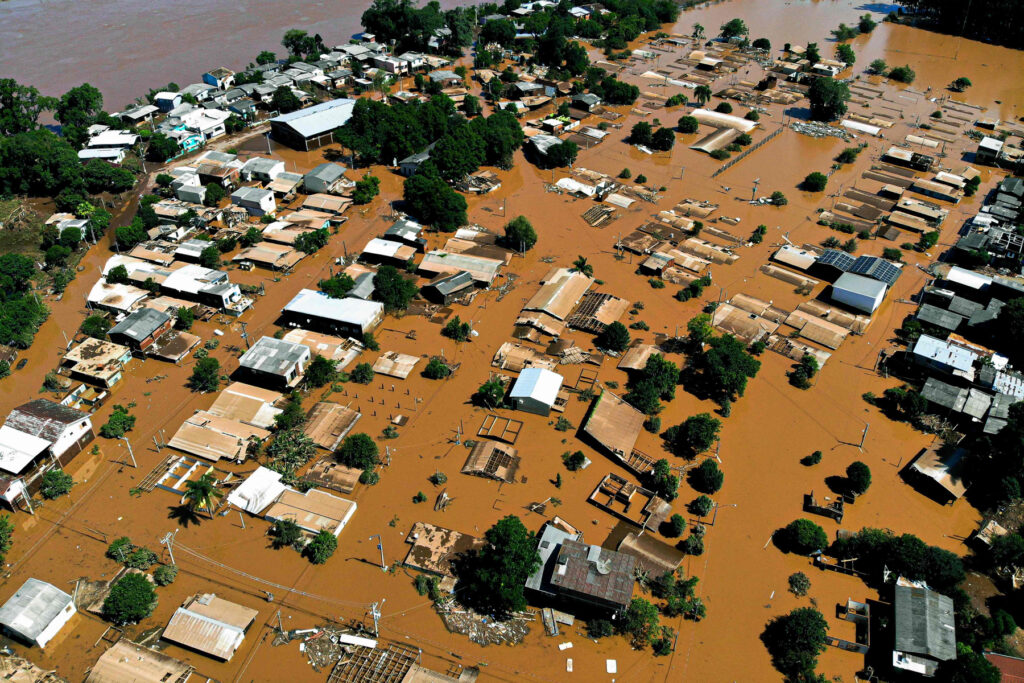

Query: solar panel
left=817, top=249, right=856, bottom=271
left=850, top=256, right=901, bottom=286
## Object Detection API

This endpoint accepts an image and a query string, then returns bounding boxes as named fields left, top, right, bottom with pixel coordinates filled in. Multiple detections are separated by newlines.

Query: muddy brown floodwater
left=2, top=0, right=1024, bottom=681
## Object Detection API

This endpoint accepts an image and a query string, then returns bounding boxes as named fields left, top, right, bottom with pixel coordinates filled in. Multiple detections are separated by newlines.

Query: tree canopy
left=102, top=573, right=157, bottom=625
left=457, top=516, right=541, bottom=619
left=373, top=265, right=419, bottom=311
left=807, top=78, right=851, bottom=122
left=686, top=334, right=761, bottom=404
left=760, top=608, right=828, bottom=680
left=336, top=433, right=379, bottom=471
left=503, top=216, right=537, bottom=251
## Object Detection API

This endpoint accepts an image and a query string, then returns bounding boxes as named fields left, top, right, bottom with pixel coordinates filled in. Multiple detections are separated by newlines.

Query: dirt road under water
left=2, top=0, right=1024, bottom=681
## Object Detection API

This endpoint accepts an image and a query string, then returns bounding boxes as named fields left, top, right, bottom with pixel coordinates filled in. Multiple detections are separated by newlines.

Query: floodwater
left=2, top=0, right=1024, bottom=681
left=0, top=0, right=479, bottom=109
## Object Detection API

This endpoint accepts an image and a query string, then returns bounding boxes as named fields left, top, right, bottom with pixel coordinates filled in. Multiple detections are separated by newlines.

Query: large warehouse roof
left=270, top=98, right=355, bottom=138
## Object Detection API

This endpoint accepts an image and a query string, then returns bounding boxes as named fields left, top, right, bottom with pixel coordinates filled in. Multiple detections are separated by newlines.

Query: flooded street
left=1, top=0, right=1023, bottom=681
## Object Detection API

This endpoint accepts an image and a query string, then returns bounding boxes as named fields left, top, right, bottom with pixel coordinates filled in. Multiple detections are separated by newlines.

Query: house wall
left=514, top=396, right=552, bottom=417
left=832, top=288, right=882, bottom=314
left=52, top=421, right=94, bottom=461
left=34, top=602, right=76, bottom=648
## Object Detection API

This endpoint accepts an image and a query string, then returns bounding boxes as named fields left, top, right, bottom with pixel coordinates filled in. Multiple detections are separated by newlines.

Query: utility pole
left=239, top=321, right=251, bottom=349
left=369, top=599, right=386, bottom=636
left=122, top=437, right=137, bottom=468
left=160, top=529, right=179, bottom=565
left=751, top=177, right=760, bottom=203
left=859, top=423, right=869, bottom=451
left=369, top=535, right=386, bottom=572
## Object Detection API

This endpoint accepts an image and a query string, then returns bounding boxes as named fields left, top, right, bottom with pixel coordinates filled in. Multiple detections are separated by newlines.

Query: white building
left=0, top=579, right=76, bottom=648
left=282, top=289, right=385, bottom=337
left=509, top=368, right=564, bottom=416
left=240, top=157, right=286, bottom=182
left=831, top=272, right=887, bottom=314
left=231, top=187, right=276, bottom=217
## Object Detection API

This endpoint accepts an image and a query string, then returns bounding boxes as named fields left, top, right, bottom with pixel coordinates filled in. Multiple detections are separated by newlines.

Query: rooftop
left=284, top=289, right=384, bottom=326
left=6, top=399, right=89, bottom=444
left=0, top=578, right=74, bottom=643
left=238, top=337, right=309, bottom=376
left=549, top=539, right=636, bottom=610
left=510, top=367, right=564, bottom=406
left=270, top=98, right=355, bottom=138
left=894, top=582, right=956, bottom=665
left=162, top=593, right=258, bottom=661
left=108, top=307, right=170, bottom=342
left=403, top=522, right=485, bottom=577
left=264, top=488, right=356, bottom=535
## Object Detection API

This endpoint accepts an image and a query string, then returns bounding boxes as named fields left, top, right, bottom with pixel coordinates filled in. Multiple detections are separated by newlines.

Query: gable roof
left=270, top=98, right=355, bottom=138
left=109, top=307, right=171, bottom=342
left=5, top=400, right=90, bottom=442
left=894, top=583, right=956, bottom=662
left=0, top=578, right=73, bottom=643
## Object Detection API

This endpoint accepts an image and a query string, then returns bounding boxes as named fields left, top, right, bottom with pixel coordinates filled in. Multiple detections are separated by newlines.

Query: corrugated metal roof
left=284, top=289, right=384, bottom=327
left=510, top=368, right=563, bottom=406
left=0, top=578, right=73, bottom=642
left=5, top=400, right=90, bottom=443
left=894, top=584, right=956, bottom=662
left=238, top=337, right=309, bottom=376
left=109, top=307, right=170, bottom=341
left=270, top=98, right=355, bottom=139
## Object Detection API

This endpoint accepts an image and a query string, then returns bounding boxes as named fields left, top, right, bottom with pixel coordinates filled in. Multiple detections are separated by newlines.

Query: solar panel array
left=817, top=249, right=856, bottom=271
left=851, top=256, right=902, bottom=286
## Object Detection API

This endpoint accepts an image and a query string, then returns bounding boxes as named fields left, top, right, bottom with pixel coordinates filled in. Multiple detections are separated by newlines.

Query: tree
left=183, top=472, right=222, bottom=517
left=545, top=140, right=578, bottom=168
left=373, top=265, right=418, bottom=311
left=668, top=414, right=721, bottom=457
left=305, top=355, right=336, bottom=388
left=836, top=43, right=856, bottom=66
left=100, top=405, right=136, bottom=438
left=805, top=42, right=821, bottom=64
left=594, top=322, right=628, bottom=354
left=350, top=362, right=374, bottom=384
left=690, top=495, right=714, bottom=517
left=503, top=216, right=537, bottom=251
left=423, top=357, right=451, bottom=379
left=56, top=83, right=104, bottom=147
left=802, top=172, right=828, bottom=192
left=666, top=513, right=688, bottom=537
left=629, top=121, right=653, bottom=146
left=175, top=306, right=194, bottom=331
left=807, top=78, right=850, bottom=122
left=40, top=468, right=73, bottom=499
left=650, top=127, right=676, bottom=151
left=114, top=220, right=146, bottom=251
left=352, top=174, right=380, bottom=204
left=271, top=86, right=301, bottom=114
left=240, top=226, right=263, bottom=248
left=403, top=162, right=467, bottom=231
left=779, top=519, right=828, bottom=555
left=304, top=529, right=338, bottom=564
left=571, top=255, right=593, bottom=277
left=845, top=461, right=872, bottom=496
left=868, top=58, right=888, bottom=75
left=271, top=519, right=302, bottom=549
left=647, top=459, right=679, bottom=501
left=950, top=76, right=972, bottom=92
left=256, top=50, right=277, bottom=65
left=719, top=18, right=748, bottom=40
left=761, top=608, right=828, bottom=680
left=714, top=102, right=733, bottom=115
left=337, top=433, right=379, bottom=471
left=0, top=78, right=55, bottom=135
left=457, top=516, right=542, bottom=618
left=888, top=65, right=916, bottom=83
left=199, top=245, right=220, bottom=268
left=562, top=450, right=587, bottom=471
left=147, top=132, right=179, bottom=162
left=788, top=572, right=811, bottom=597
left=618, top=597, right=660, bottom=647
left=476, top=378, right=505, bottom=409
left=81, top=314, right=111, bottom=339
left=318, top=273, right=355, bottom=299
left=935, top=652, right=1001, bottom=683
left=442, top=315, right=471, bottom=342
left=687, top=334, right=761, bottom=404
left=693, top=85, right=712, bottom=106
left=188, top=357, right=221, bottom=393
left=677, top=116, right=699, bottom=134
left=102, top=573, right=156, bottom=626
left=688, top=460, right=723, bottom=494
left=203, top=182, right=226, bottom=207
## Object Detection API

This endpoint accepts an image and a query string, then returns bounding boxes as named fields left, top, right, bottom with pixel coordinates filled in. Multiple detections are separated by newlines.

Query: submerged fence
left=711, top=124, right=784, bottom=178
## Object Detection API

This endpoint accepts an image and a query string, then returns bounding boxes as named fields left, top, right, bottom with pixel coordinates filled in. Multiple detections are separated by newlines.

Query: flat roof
left=86, top=640, right=193, bottom=683
left=206, top=382, right=283, bottom=429
left=403, top=522, right=485, bottom=577
left=302, top=402, right=361, bottom=451
left=264, top=488, right=356, bottom=535
left=167, top=411, right=270, bottom=462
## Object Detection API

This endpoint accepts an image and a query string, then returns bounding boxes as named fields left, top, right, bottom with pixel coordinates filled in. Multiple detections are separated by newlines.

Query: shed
left=509, top=368, right=564, bottom=416
left=831, top=273, right=887, bottom=314
left=422, top=271, right=475, bottom=304
left=0, top=579, right=76, bottom=648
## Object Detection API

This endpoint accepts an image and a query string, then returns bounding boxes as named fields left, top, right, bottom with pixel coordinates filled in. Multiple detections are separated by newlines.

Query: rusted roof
left=6, top=399, right=90, bottom=442
left=549, top=539, right=635, bottom=610
left=162, top=593, right=257, bottom=661
left=403, top=522, right=485, bottom=577
left=302, top=402, right=360, bottom=451
left=86, top=640, right=193, bottom=683
left=582, top=391, right=644, bottom=459
left=462, top=441, right=520, bottom=483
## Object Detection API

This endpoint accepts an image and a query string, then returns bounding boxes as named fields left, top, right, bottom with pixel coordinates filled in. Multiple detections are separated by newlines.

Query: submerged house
left=0, top=579, right=76, bottom=648
left=892, top=580, right=956, bottom=677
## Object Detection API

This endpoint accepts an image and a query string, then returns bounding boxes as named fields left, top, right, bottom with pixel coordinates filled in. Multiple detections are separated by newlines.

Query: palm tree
left=692, top=23, right=705, bottom=41
left=694, top=85, right=712, bottom=107
left=183, top=473, right=223, bottom=518
left=572, top=256, right=593, bottom=277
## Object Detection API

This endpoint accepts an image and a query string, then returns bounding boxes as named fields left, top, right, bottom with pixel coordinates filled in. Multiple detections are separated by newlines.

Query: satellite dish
left=595, top=558, right=612, bottom=575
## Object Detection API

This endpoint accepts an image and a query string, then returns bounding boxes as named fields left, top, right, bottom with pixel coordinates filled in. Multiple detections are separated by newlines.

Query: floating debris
left=789, top=121, right=851, bottom=141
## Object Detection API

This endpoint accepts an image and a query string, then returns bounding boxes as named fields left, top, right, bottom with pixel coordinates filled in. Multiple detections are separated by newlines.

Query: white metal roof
left=0, top=579, right=73, bottom=643
left=226, top=466, right=287, bottom=514
left=912, top=334, right=977, bottom=373
left=0, top=426, right=49, bottom=475
left=270, top=98, right=355, bottom=138
left=284, top=289, right=384, bottom=326
left=510, top=368, right=564, bottom=406
left=362, top=238, right=403, bottom=259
